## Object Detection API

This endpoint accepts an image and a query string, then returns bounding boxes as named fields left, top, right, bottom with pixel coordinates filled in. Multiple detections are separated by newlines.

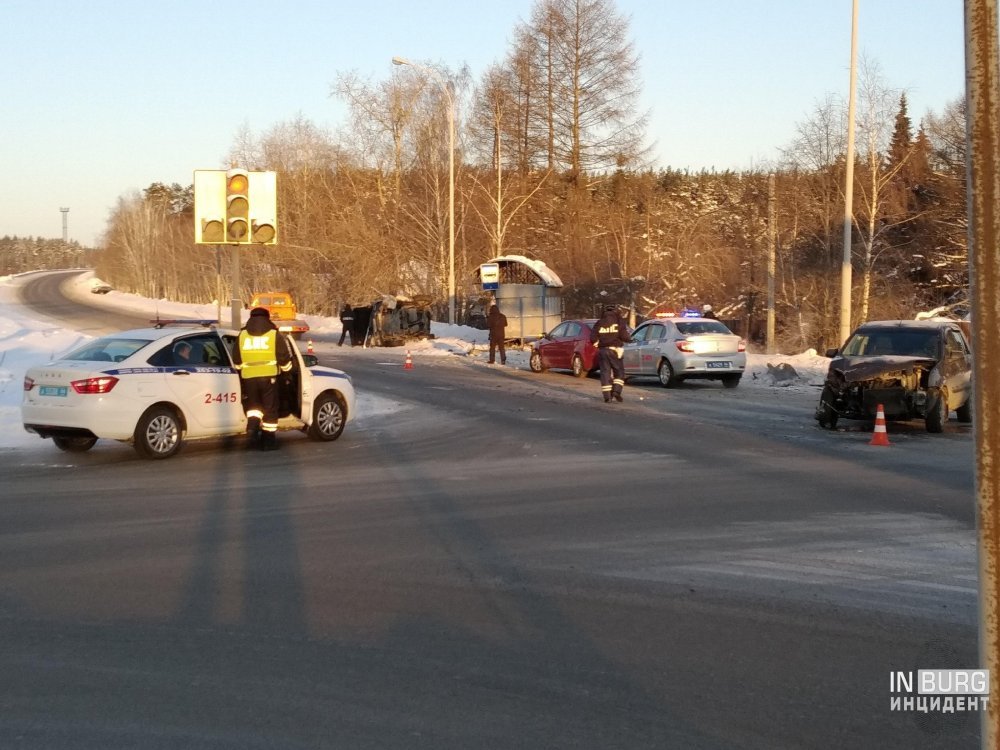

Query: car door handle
left=172, top=370, right=191, bottom=376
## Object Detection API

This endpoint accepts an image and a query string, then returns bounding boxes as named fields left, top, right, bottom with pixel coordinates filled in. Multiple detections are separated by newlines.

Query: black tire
left=816, top=404, right=838, bottom=430
left=925, top=390, right=948, bottom=433
left=308, top=392, right=346, bottom=441
left=571, top=355, right=588, bottom=378
left=53, top=435, right=97, bottom=453
left=721, top=374, right=741, bottom=389
left=134, top=406, right=183, bottom=459
left=529, top=351, right=546, bottom=373
left=956, top=399, right=972, bottom=423
left=657, top=359, right=678, bottom=388
left=816, top=386, right=839, bottom=429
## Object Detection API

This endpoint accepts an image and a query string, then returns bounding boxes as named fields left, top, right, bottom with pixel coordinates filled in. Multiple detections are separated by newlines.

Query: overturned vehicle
left=815, top=319, right=973, bottom=433
left=363, top=294, right=435, bottom=347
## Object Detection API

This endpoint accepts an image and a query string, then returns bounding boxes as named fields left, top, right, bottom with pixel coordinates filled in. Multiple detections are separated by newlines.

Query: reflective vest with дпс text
left=238, top=329, right=279, bottom=379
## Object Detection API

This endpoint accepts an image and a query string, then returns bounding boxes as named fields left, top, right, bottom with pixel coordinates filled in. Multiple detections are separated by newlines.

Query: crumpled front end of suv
left=815, top=356, right=938, bottom=426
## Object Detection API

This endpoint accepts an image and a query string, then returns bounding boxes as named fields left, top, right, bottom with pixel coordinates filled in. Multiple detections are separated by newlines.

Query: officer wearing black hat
left=590, top=304, right=631, bottom=402
left=232, top=307, right=293, bottom=450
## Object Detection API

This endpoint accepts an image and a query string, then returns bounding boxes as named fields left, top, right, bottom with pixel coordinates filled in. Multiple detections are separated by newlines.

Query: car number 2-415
left=205, top=392, right=240, bottom=404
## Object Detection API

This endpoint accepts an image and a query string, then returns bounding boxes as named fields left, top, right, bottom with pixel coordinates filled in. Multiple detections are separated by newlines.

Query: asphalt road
left=1, top=271, right=981, bottom=748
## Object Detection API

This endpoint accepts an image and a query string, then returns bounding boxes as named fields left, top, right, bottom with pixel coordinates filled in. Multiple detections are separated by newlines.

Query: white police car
left=21, top=322, right=355, bottom=459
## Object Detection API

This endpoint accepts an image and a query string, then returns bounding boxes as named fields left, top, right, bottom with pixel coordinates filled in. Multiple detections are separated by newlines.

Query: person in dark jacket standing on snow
left=590, top=304, right=631, bottom=402
left=233, top=307, right=293, bottom=450
left=338, top=303, right=354, bottom=346
left=487, top=303, right=508, bottom=365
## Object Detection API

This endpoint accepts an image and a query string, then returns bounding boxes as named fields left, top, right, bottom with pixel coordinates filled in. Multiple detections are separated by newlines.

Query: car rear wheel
left=956, top=399, right=972, bottom=423
left=53, top=435, right=97, bottom=453
left=925, top=389, right=948, bottom=433
left=529, top=351, right=546, bottom=373
left=308, top=392, right=346, bottom=441
left=134, top=406, right=183, bottom=459
left=721, top=374, right=741, bottom=389
left=657, top=359, right=678, bottom=388
left=572, top=355, right=588, bottom=378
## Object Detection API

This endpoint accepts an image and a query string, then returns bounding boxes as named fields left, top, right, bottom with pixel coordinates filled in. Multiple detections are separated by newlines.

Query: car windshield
left=62, top=337, right=153, bottom=362
left=842, top=329, right=939, bottom=358
left=675, top=321, right=732, bottom=335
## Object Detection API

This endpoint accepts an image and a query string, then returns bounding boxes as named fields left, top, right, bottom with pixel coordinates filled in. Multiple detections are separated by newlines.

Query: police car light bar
left=150, top=318, right=219, bottom=329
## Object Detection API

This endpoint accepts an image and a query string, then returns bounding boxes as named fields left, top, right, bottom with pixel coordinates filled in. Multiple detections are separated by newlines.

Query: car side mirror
left=302, top=353, right=319, bottom=367
left=824, top=348, right=839, bottom=358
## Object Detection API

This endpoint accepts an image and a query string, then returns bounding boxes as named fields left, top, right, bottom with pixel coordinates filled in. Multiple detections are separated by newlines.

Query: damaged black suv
left=815, top=319, right=973, bottom=433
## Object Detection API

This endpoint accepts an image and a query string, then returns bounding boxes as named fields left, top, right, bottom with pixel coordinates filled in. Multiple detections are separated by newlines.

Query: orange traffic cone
left=404, top=350, right=413, bottom=370
left=307, top=340, right=314, bottom=354
left=869, top=403, right=890, bottom=446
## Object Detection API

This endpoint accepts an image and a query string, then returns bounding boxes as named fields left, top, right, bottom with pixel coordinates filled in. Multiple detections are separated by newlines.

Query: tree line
left=83, top=0, right=965, bottom=353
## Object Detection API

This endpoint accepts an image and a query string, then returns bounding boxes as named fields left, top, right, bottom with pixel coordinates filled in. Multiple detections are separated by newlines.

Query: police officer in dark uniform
left=701, top=304, right=718, bottom=320
left=233, top=307, right=293, bottom=450
left=590, top=304, right=631, bottom=402
left=338, top=304, right=354, bottom=346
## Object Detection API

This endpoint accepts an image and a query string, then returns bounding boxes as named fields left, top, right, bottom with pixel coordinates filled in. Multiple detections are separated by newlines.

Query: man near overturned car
left=338, top=303, right=354, bottom=347
left=590, top=304, right=631, bottom=402
left=233, top=307, right=293, bottom=450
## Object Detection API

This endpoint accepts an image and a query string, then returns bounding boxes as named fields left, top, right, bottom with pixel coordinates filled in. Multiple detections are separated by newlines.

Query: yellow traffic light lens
left=201, top=219, right=224, bottom=243
left=228, top=174, right=248, bottom=193
left=228, top=218, right=248, bottom=241
left=252, top=222, right=276, bottom=243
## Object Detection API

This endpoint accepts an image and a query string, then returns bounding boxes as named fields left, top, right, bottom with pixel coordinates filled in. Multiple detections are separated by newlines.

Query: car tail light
left=738, top=339, right=747, bottom=352
left=23, top=376, right=35, bottom=391
left=676, top=340, right=695, bottom=353
left=71, top=376, right=119, bottom=394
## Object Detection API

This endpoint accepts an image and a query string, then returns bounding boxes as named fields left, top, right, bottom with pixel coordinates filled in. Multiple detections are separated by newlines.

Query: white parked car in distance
left=22, top=322, right=355, bottom=459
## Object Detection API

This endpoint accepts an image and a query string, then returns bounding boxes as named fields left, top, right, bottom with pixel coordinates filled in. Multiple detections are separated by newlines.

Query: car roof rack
left=149, top=318, right=218, bottom=329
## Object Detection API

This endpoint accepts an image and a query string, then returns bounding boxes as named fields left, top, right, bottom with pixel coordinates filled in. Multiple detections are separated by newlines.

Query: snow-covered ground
left=0, top=271, right=831, bottom=450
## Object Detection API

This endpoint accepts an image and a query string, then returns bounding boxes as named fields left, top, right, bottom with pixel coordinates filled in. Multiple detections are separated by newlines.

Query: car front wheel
left=134, top=406, right=183, bottom=459
left=53, top=435, right=97, bottom=453
left=308, top=392, right=346, bottom=441
left=925, top=389, right=948, bottom=433
left=816, top=386, right=839, bottom=429
left=529, top=351, right=546, bottom=373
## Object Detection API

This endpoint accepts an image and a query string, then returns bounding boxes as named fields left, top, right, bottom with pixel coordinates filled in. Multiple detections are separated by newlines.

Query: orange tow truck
left=249, top=291, right=310, bottom=340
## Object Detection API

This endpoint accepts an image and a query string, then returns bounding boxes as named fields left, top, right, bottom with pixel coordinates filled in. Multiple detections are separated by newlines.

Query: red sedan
left=529, top=319, right=599, bottom=378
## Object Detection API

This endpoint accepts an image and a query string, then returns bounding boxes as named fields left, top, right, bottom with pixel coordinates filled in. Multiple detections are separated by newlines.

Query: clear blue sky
left=2, top=0, right=965, bottom=248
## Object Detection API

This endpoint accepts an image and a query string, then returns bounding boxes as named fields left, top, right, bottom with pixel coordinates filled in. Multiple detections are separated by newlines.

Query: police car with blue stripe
left=21, top=321, right=355, bottom=459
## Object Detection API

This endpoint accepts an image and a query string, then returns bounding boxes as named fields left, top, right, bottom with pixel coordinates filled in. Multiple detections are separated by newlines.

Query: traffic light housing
left=193, top=169, right=278, bottom=245
left=248, top=171, right=277, bottom=244
left=193, top=170, right=225, bottom=244
left=226, top=169, right=250, bottom=242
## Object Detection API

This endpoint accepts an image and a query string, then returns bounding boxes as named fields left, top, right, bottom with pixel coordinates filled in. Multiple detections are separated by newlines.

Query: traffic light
left=248, top=171, right=278, bottom=244
left=193, top=170, right=226, bottom=244
left=226, top=169, right=250, bottom=243
left=193, top=169, right=278, bottom=245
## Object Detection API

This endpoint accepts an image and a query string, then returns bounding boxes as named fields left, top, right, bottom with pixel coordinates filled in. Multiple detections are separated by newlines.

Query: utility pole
left=766, top=174, right=776, bottom=355
left=840, top=0, right=859, bottom=346
left=59, top=207, right=69, bottom=243
left=965, top=1, right=1000, bottom=745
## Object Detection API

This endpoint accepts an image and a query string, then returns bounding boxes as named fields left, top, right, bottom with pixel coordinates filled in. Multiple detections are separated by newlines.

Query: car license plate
left=706, top=361, right=731, bottom=369
left=39, top=386, right=68, bottom=397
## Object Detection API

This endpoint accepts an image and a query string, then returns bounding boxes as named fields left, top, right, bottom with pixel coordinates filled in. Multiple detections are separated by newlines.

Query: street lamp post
left=392, top=56, right=456, bottom=325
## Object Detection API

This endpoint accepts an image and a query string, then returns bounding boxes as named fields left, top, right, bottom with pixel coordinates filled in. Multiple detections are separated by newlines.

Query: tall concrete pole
left=839, top=0, right=859, bottom=346
left=59, top=207, right=69, bottom=243
left=766, top=174, right=776, bottom=354
left=392, top=56, right=457, bottom=324
left=965, top=1, right=1000, bottom=745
